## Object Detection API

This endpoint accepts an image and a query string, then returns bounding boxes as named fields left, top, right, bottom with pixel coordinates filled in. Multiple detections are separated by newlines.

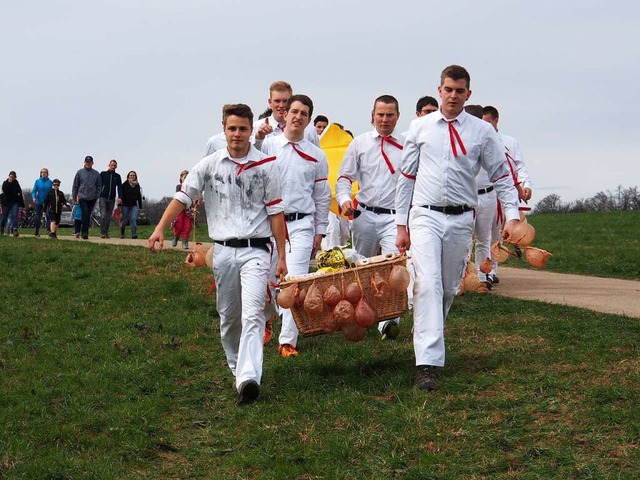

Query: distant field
left=502, top=211, right=640, bottom=280
left=0, top=238, right=638, bottom=479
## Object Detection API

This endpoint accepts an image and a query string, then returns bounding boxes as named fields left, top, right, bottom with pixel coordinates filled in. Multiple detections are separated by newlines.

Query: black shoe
left=236, top=380, right=260, bottom=405
left=492, top=275, right=500, bottom=285
left=415, top=365, right=438, bottom=391
left=381, top=320, right=399, bottom=340
left=82, top=234, right=89, bottom=240
left=100, top=234, right=107, bottom=239
left=132, top=235, right=138, bottom=239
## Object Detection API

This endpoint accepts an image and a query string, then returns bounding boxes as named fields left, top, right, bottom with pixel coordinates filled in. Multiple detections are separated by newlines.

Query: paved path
left=492, top=267, right=640, bottom=318
left=40, top=234, right=640, bottom=319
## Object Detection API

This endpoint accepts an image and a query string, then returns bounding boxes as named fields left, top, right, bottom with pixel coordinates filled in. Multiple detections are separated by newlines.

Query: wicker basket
left=279, top=254, right=408, bottom=337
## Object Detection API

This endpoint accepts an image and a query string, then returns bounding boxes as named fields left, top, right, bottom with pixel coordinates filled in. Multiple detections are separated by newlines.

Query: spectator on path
left=44, top=178, right=68, bottom=239
left=72, top=156, right=101, bottom=240
left=1, top=171, right=25, bottom=237
left=31, top=167, right=53, bottom=237
left=99, top=159, right=122, bottom=239
left=120, top=171, right=143, bottom=239
left=171, top=170, right=194, bottom=249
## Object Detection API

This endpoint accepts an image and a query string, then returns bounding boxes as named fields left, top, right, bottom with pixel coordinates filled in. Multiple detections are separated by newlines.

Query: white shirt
left=203, top=132, right=227, bottom=157
left=176, top=145, right=283, bottom=240
left=260, top=134, right=331, bottom=235
left=395, top=110, right=519, bottom=225
left=336, top=128, right=405, bottom=210
left=500, top=132, right=532, bottom=189
left=253, top=115, right=320, bottom=148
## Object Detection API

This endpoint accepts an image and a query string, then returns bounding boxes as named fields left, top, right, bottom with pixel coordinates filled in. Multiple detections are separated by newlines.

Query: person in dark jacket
left=71, top=156, right=101, bottom=240
left=120, top=170, right=143, bottom=239
left=1, top=171, right=25, bottom=236
left=44, top=178, right=68, bottom=239
left=98, top=159, right=122, bottom=238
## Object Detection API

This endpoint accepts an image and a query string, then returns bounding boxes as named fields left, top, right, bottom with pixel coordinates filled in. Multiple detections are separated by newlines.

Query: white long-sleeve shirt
left=500, top=132, right=532, bottom=189
left=335, top=128, right=405, bottom=210
left=203, top=132, right=227, bottom=157
left=176, top=145, right=283, bottom=241
left=260, top=134, right=331, bottom=236
left=395, top=110, right=519, bottom=226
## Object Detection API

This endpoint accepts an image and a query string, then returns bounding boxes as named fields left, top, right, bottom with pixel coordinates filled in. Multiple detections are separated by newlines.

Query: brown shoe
left=415, top=365, right=438, bottom=391
left=278, top=343, right=299, bottom=358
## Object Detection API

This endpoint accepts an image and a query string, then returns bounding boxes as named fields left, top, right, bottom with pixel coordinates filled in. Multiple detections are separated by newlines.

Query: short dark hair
left=372, top=95, right=399, bottom=114
left=416, top=96, right=438, bottom=113
left=313, top=114, right=328, bottom=125
left=222, top=104, right=254, bottom=125
left=286, top=94, right=314, bottom=118
left=482, top=105, right=499, bottom=120
left=440, top=65, right=471, bottom=89
left=464, top=104, right=483, bottom=119
left=53, top=178, right=61, bottom=185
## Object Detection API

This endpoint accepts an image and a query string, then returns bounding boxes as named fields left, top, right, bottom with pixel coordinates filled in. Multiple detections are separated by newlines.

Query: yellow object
left=319, top=124, right=358, bottom=216
left=316, top=247, right=349, bottom=271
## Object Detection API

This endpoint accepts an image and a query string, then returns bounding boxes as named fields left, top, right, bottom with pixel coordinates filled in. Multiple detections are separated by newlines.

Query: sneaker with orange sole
left=278, top=343, right=299, bottom=358
left=263, top=315, right=274, bottom=346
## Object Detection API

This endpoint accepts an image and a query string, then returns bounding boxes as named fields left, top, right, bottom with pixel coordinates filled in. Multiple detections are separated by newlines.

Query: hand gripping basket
left=278, top=253, right=408, bottom=337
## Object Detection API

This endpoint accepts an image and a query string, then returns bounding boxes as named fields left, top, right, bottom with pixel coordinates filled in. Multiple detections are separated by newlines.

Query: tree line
left=533, top=186, right=640, bottom=214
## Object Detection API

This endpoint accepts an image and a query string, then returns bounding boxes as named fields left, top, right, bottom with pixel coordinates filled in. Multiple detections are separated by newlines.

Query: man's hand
left=311, top=234, right=323, bottom=259
left=501, top=219, right=519, bottom=241
left=396, top=225, right=411, bottom=252
left=521, top=188, right=532, bottom=202
left=255, top=118, right=274, bottom=141
left=148, top=228, right=164, bottom=253
left=275, top=257, right=288, bottom=279
left=340, top=200, right=355, bottom=216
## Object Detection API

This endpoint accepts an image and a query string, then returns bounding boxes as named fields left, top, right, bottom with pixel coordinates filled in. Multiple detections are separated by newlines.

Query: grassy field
left=493, top=211, right=640, bottom=280
left=0, top=238, right=638, bottom=479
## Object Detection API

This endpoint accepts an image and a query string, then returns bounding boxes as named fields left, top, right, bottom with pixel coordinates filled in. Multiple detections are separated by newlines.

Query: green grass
left=53, top=222, right=210, bottom=243
left=1, top=238, right=638, bottom=479
left=500, top=211, right=640, bottom=280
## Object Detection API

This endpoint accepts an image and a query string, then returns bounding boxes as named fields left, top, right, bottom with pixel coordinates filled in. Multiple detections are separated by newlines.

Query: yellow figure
left=319, top=124, right=357, bottom=217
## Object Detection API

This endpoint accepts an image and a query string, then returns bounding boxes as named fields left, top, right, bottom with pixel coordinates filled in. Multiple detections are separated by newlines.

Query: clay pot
left=491, top=241, right=510, bottom=263
left=479, top=258, right=493, bottom=274
left=509, top=221, right=536, bottom=246
left=341, top=323, right=367, bottom=342
left=184, top=252, right=196, bottom=268
left=193, top=252, right=206, bottom=267
left=205, top=246, right=214, bottom=268
left=524, top=247, right=553, bottom=268
left=463, top=271, right=481, bottom=292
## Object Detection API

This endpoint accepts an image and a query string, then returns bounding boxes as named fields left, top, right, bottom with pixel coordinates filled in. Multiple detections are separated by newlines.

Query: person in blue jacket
left=31, top=167, right=53, bottom=236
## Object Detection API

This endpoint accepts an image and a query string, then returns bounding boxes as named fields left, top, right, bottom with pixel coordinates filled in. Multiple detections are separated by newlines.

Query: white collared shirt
left=395, top=110, right=519, bottom=225
left=203, top=132, right=227, bottom=157
left=500, top=132, right=532, bottom=189
left=253, top=115, right=320, bottom=148
left=336, top=128, right=405, bottom=210
left=176, top=145, right=283, bottom=240
left=260, top=134, right=331, bottom=235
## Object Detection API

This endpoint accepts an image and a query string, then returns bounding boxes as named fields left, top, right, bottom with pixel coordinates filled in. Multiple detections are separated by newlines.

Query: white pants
left=213, top=243, right=271, bottom=390
left=474, top=189, right=497, bottom=281
left=352, top=207, right=400, bottom=332
left=321, top=212, right=350, bottom=250
left=491, top=199, right=502, bottom=275
left=410, top=207, right=474, bottom=366
left=276, top=216, right=315, bottom=347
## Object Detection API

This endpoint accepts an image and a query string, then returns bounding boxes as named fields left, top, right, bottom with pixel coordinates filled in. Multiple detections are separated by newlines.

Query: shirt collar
left=371, top=128, right=402, bottom=140
left=223, top=144, right=265, bottom=165
left=437, top=109, right=468, bottom=124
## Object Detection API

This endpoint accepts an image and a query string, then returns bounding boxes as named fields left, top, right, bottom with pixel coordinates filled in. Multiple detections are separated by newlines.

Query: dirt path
left=46, top=234, right=640, bottom=319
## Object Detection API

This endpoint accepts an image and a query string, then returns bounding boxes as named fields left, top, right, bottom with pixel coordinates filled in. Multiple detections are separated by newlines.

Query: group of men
left=148, top=65, right=531, bottom=404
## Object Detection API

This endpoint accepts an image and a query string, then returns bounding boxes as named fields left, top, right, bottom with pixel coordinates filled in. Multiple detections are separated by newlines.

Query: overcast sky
left=2, top=0, right=638, bottom=208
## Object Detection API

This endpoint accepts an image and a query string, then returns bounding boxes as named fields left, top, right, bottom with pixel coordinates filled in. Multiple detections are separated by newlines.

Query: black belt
left=359, top=203, right=395, bottom=215
left=477, top=186, right=494, bottom=195
left=420, top=205, right=473, bottom=215
left=284, top=212, right=310, bottom=222
left=215, top=237, right=271, bottom=248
